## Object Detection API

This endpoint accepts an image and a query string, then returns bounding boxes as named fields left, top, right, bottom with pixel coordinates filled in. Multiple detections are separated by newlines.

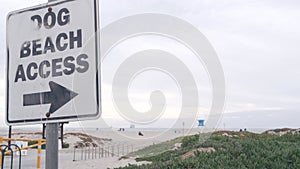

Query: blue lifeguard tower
left=198, top=119, right=205, bottom=126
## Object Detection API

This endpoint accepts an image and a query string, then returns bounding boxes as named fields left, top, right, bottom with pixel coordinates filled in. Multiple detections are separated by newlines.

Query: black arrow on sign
left=23, top=81, right=78, bottom=114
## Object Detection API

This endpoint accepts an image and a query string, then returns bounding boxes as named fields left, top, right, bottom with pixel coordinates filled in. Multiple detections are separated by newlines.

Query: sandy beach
left=62, top=127, right=201, bottom=169
left=0, top=127, right=201, bottom=169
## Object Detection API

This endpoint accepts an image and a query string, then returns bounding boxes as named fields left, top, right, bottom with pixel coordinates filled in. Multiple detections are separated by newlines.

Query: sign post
left=6, top=0, right=100, bottom=168
left=46, top=123, right=58, bottom=169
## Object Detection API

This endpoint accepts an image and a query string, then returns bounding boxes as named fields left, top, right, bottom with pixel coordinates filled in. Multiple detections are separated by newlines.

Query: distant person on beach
left=138, top=131, right=144, bottom=136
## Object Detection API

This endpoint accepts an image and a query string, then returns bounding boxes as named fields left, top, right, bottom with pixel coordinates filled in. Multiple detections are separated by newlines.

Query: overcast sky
left=0, top=0, right=299, bottom=130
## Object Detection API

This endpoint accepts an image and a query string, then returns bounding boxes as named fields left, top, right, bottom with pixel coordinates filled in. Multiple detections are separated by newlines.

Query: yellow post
left=37, top=140, right=41, bottom=169
left=0, top=137, right=2, bottom=167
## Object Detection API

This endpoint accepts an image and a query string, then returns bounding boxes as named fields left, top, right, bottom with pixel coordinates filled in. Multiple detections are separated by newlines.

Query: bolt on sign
left=6, top=0, right=101, bottom=125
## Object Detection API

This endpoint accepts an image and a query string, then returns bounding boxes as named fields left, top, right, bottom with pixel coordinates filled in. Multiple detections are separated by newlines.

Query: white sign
left=15, top=141, right=28, bottom=155
left=6, top=0, right=101, bottom=125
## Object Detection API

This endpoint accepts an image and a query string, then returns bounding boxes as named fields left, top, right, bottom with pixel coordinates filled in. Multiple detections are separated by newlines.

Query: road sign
left=6, top=0, right=101, bottom=125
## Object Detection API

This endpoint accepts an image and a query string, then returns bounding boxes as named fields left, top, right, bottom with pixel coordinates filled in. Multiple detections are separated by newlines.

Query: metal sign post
left=46, top=123, right=58, bottom=169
